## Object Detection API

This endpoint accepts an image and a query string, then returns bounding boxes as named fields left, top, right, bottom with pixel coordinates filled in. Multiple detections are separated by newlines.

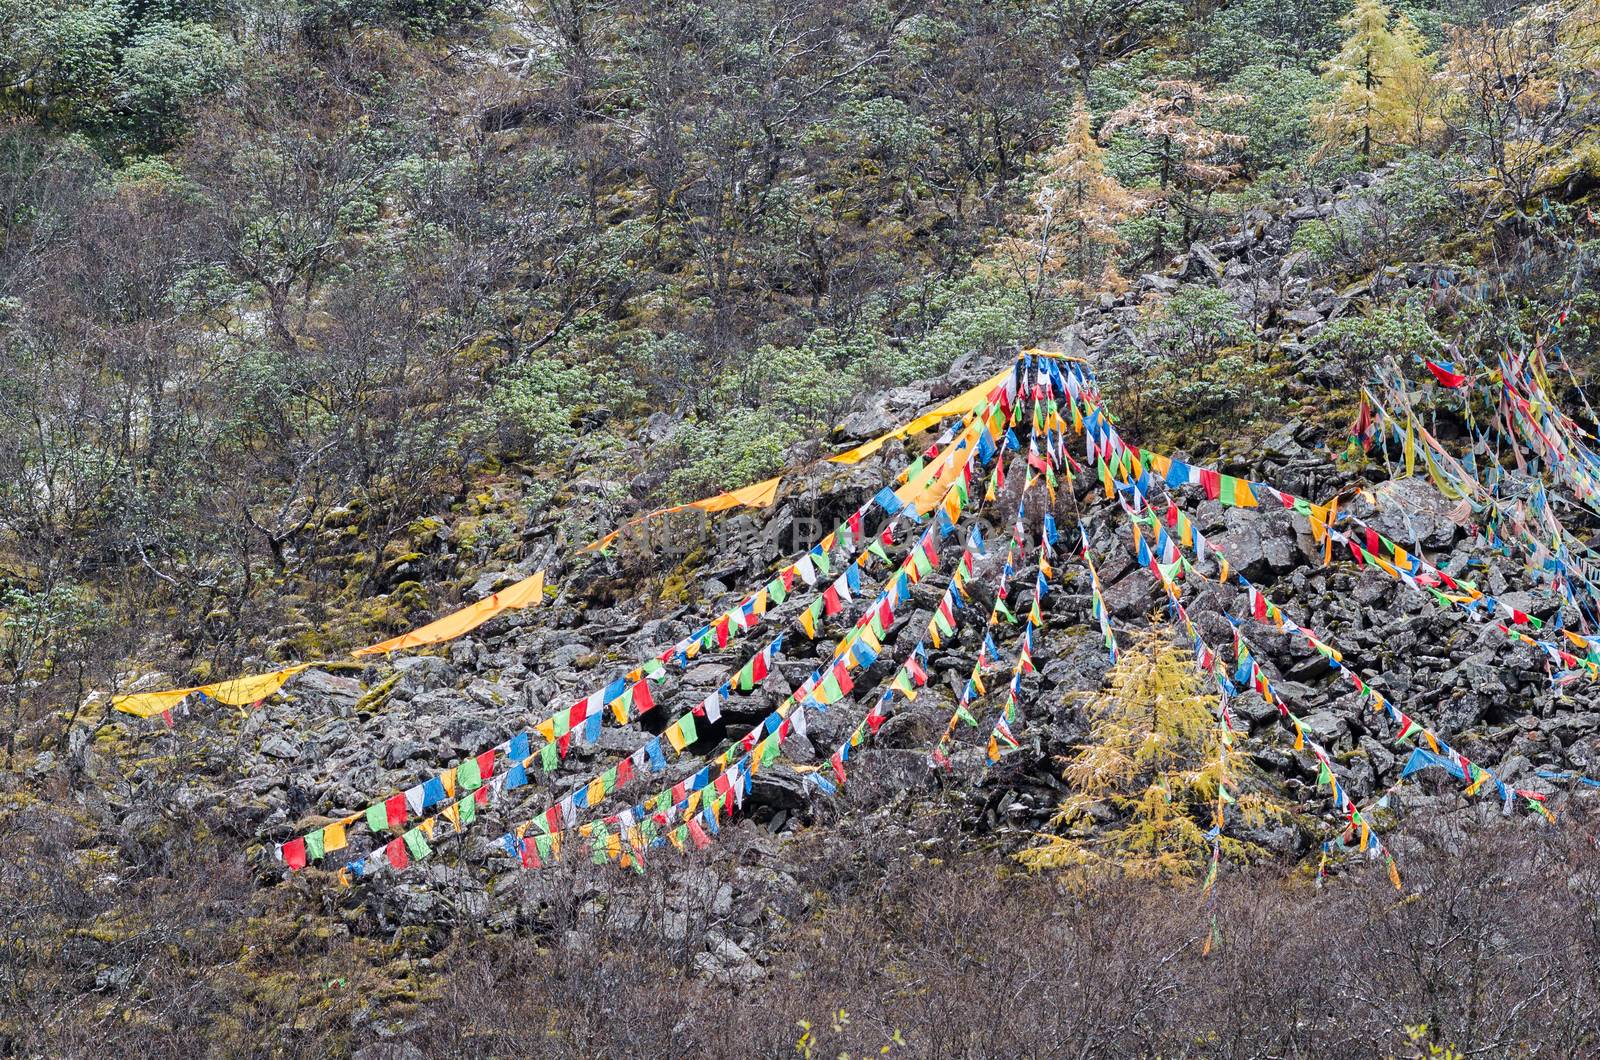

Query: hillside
left=4, top=1, right=1600, bottom=1056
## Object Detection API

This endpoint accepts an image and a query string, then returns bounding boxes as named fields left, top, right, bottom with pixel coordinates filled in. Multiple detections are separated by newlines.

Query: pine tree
left=1099, top=80, right=1246, bottom=264
left=1017, top=627, right=1285, bottom=882
left=993, top=100, right=1143, bottom=318
left=1315, top=0, right=1440, bottom=162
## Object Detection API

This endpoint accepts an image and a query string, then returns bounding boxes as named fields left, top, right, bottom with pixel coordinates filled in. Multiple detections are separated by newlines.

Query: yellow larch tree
left=1315, top=0, right=1444, bottom=162
left=1017, top=626, right=1287, bottom=882
left=992, top=99, right=1144, bottom=321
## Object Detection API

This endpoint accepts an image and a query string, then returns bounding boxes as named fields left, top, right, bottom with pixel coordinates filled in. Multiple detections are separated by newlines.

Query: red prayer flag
left=386, top=836, right=409, bottom=871
left=520, top=837, right=541, bottom=869
left=385, top=793, right=408, bottom=829
left=1426, top=360, right=1468, bottom=388
left=477, top=749, right=496, bottom=781
left=822, top=586, right=842, bottom=615
left=632, top=679, right=655, bottom=714
left=687, top=819, right=712, bottom=850
left=281, top=837, right=307, bottom=871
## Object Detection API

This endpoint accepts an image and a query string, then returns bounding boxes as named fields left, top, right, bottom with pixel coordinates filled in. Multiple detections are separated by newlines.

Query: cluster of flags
left=276, top=359, right=1025, bottom=879
left=265, top=330, right=1600, bottom=899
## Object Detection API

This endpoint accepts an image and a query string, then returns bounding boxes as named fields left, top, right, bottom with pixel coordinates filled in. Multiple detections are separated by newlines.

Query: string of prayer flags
left=331, top=364, right=1011, bottom=882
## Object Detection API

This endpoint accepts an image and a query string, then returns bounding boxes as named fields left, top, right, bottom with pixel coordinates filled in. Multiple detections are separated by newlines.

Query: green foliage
left=1219, top=64, right=1330, bottom=176
left=483, top=356, right=591, bottom=462
left=0, top=0, right=239, bottom=150
left=118, top=20, right=237, bottom=147
left=1101, top=286, right=1263, bottom=435
left=1291, top=217, right=1342, bottom=262
left=723, top=333, right=860, bottom=430
left=667, top=408, right=797, bottom=499
left=1313, top=296, right=1444, bottom=387
left=1188, top=0, right=1349, bottom=79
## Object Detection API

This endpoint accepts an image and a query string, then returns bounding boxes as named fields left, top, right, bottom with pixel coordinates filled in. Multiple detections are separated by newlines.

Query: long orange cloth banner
left=117, top=353, right=1045, bottom=719
left=581, top=365, right=1013, bottom=552
left=114, top=570, right=545, bottom=718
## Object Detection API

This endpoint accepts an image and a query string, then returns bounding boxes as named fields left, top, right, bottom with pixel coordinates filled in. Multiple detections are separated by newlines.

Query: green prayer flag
left=535, top=833, right=553, bottom=859
left=642, top=659, right=666, bottom=680
left=304, top=829, right=325, bottom=861
left=820, top=672, right=844, bottom=701
left=601, top=766, right=618, bottom=793
left=457, top=795, right=477, bottom=825
left=457, top=756, right=482, bottom=791
left=768, top=577, right=787, bottom=606
left=1316, top=762, right=1332, bottom=787
left=679, top=713, right=698, bottom=746
left=760, top=734, right=782, bottom=767
left=814, top=548, right=832, bottom=575
left=552, top=712, right=571, bottom=739
left=403, top=828, right=431, bottom=861
left=366, top=803, right=387, bottom=833
left=736, top=660, right=755, bottom=691
left=956, top=706, right=977, bottom=727
left=996, top=599, right=1017, bottom=623
left=540, top=741, right=559, bottom=772
left=868, top=542, right=890, bottom=564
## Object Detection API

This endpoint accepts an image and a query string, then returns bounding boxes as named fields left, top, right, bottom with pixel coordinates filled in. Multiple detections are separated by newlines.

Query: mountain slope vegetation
left=3, top=0, right=1600, bottom=1055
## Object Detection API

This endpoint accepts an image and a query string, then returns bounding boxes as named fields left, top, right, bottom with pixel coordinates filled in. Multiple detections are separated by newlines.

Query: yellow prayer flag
left=323, top=821, right=348, bottom=853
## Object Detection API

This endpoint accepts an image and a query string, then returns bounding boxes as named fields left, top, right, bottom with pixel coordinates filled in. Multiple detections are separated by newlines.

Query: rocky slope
left=72, top=169, right=1600, bottom=1001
